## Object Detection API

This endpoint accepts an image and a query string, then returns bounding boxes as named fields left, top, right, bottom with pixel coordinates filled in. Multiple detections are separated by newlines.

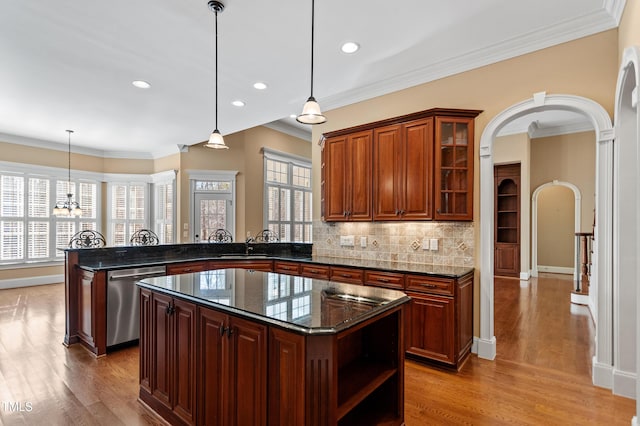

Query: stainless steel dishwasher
left=107, top=265, right=166, bottom=347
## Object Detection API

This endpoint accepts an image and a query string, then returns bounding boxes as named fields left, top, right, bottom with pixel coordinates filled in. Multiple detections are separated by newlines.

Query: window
left=0, top=165, right=99, bottom=265
left=264, top=150, right=312, bottom=243
left=108, top=182, right=148, bottom=246
left=154, top=180, right=175, bottom=244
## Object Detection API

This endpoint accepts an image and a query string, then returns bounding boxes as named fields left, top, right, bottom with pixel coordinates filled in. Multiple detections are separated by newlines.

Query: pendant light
left=53, top=130, right=82, bottom=216
left=297, top=0, right=326, bottom=125
left=204, top=0, right=229, bottom=149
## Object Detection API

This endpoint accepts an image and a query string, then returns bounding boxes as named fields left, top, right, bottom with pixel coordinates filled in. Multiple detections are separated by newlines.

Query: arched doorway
left=477, top=93, right=614, bottom=392
left=615, top=46, right=640, bottom=403
left=531, top=181, right=582, bottom=279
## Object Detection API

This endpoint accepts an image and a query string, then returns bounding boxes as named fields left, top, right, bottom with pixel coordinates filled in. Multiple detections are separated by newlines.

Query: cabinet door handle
left=395, top=209, right=399, bottom=215
left=220, top=325, right=227, bottom=337
left=166, top=304, right=175, bottom=315
left=400, top=210, right=405, bottom=215
left=343, top=211, right=348, bottom=217
left=436, top=208, right=441, bottom=214
left=227, top=327, right=234, bottom=339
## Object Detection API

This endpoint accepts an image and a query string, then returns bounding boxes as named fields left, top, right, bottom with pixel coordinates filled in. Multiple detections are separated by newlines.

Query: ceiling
left=0, top=0, right=624, bottom=159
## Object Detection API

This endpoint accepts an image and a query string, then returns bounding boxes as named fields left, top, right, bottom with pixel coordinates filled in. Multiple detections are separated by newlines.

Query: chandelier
left=53, top=130, right=82, bottom=216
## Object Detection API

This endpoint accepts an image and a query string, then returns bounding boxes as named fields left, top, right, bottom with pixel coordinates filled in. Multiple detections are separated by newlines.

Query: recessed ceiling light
left=253, top=82, right=268, bottom=90
left=340, top=41, right=360, bottom=54
left=232, top=100, right=245, bottom=107
left=132, top=80, right=151, bottom=89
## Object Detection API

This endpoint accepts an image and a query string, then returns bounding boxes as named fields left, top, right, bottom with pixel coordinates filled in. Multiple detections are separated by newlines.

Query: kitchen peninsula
left=137, top=269, right=410, bottom=425
left=64, top=242, right=473, bottom=368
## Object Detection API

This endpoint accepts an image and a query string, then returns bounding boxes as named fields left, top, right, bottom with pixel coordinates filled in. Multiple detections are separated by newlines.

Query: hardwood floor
left=0, top=276, right=635, bottom=425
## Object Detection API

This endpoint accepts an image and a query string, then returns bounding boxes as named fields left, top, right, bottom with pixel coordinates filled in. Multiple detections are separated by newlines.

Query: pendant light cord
left=214, top=8, right=219, bottom=131
left=310, top=0, right=315, bottom=98
left=66, top=130, right=73, bottom=191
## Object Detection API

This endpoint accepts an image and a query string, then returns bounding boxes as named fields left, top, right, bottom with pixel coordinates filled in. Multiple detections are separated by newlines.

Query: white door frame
left=614, top=47, right=640, bottom=409
left=477, top=93, right=614, bottom=394
left=531, top=180, right=582, bottom=279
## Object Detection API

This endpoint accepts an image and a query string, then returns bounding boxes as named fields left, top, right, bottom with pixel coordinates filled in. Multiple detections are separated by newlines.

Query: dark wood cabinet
left=140, top=278, right=407, bottom=426
left=494, top=163, right=521, bottom=277
left=166, top=261, right=208, bottom=275
left=322, top=108, right=480, bottom=223
left=434, top=116, right=475, bottom=221
left=330, top=266, right=364, bottom=285
left=322, top=130, right=373, bottom=221
left=373, top=118, right=434, bottom=220
left=198, top=307, right=267, bottom=426
left=273, top=260, right=301, bottom=275
left=404, top=272, right=473, bottom=368
left=140, top=290, right=196, bottom=426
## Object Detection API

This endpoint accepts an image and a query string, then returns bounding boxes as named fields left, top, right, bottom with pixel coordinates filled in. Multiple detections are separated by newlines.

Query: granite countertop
left=71, top=242, right=473, bottom=278
left=137, top=269, right=410, bottom=335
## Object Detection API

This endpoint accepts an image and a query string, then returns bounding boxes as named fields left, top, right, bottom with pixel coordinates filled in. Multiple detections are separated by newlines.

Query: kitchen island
left=137, top=269, right=410, bottom=426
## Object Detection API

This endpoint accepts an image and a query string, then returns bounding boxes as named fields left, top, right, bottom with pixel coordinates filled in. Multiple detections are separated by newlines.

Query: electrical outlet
left=360, top=236, right=367, bottom=248
left=430, top=238, right=439, bottom=251
left=340, top=235, right=355, bottom=246
left=422, top=238, right=429, bottom=250
left=183, top=223, right=188, bottom=230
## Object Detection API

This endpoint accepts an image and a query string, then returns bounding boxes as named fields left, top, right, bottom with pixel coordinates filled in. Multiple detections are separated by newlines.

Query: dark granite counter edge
left=79, top=255, right=473, bottom=279
left=136, top=279, right=411, bottom=336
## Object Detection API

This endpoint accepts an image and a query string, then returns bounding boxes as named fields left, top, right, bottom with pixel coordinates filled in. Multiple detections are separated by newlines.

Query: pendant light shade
left=207, top=129, right=227, bottom=149
left=297, top=0, right=326, bottom=125
left=53, top=130, right=82, bottom=217
left=204, top=0, right=229, bottom=149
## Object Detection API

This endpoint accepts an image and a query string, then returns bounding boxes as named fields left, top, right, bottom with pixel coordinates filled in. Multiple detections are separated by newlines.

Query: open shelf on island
left=337, top=361, right=397, bottom=420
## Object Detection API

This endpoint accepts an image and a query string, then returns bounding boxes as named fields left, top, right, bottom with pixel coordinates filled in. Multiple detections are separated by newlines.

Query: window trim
left=0, top=161, right=102, bottom=267
left=262, top=149, right=312, bottom=243
left=187, top=170, right=238, bottom=243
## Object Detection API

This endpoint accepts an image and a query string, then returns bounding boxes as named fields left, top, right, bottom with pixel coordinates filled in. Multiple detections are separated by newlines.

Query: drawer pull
left=420, top=283, right=437, bottom=288
left=378, top=278, right=389, bottom=283
left=184, top=268, right=192, bottom=272
left=309, top=269, right=318, bottom=273
left=340, top=273, right=352, bottom=278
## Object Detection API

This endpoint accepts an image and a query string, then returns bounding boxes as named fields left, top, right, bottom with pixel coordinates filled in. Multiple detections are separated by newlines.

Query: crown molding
left=604, top=0, right=627, bottom=25
left=321, top=9, right=619, bottom=112
left=0, top=132, right=184, bottom=160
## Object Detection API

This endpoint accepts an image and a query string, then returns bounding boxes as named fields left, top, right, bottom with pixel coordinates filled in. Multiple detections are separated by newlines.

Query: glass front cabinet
left=434, top=117, right=475, bottom=221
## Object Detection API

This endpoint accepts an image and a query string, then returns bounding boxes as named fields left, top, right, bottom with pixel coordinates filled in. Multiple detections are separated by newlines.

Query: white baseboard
left=471, top=337, right=479, bottom=354
left=613, top=368, right=637, bottom=399
left=571, top=293, right=590, bottom=305
left=0, top=274, right=64, bottom=290
left=632, top=416, right=637, bottom=426
left=593, top=355, right=613, bottom=389
left=519, top=271, right=531, bottom=280
left=476, top=336, right=496, bottom=360
left=537, top=265, right=574, bottom=274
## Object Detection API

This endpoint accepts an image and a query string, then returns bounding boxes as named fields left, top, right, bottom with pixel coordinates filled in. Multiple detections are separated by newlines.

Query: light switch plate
left=360, top=236, right=367, bottom=248
left=430, top=238, right=439, bottom=251
left=422, top=238, right=429, bottom=250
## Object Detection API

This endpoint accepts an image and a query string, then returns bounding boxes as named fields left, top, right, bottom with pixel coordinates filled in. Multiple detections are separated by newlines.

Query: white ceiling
left=0, top=0, right=624, bottom=158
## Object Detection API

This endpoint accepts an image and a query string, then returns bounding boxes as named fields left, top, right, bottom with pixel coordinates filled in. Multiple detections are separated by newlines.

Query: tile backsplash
left=312, top=221, right=474, bottom=267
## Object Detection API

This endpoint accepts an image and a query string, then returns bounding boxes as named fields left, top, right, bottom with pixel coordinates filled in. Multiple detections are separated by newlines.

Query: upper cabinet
left=434, top=117, right=475, bottom=221
left=373, top=118, right=433, bottom=220
left=322, top=130, right=373, bottom=221
left=322, top=108, right=481, bottom=222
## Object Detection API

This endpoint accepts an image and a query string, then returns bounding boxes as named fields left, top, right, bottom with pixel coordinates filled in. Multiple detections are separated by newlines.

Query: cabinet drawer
left=364, top=270, right=405, bottom=290
left=330, top=267, right=364, bottom=285
left=300, top=264, right=330, bottom=279
left=209, top=260, right=273, bottom=272
left=406, top=275, right=454, bottom=296
left=167, top=261, right=207, bottom=275
left=274, top=261, right=301, bottom=275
